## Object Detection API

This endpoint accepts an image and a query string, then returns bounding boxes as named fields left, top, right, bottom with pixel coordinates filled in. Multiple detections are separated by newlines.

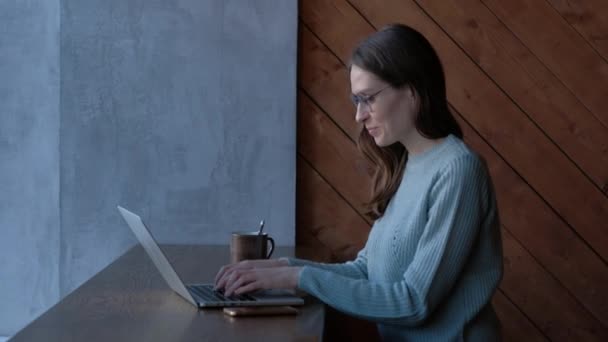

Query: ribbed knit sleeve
left=285, top=247, right=369, bottom=280
left=296, top=155, right=489, bottom=326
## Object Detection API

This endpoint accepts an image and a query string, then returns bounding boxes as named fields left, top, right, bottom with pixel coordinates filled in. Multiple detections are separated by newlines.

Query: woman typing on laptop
left=214, top=24, right=503, bottom=341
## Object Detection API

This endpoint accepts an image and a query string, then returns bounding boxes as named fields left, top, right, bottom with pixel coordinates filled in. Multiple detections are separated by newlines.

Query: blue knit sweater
left=288, top=135, right=503, bottom=341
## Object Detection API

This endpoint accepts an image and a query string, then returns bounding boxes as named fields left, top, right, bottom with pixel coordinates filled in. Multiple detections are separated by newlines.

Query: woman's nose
left=355, top=104, right=369, bottom=123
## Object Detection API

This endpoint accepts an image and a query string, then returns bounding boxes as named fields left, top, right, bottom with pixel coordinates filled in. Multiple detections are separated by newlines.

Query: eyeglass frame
left=350, top=85, right=391, bottom=112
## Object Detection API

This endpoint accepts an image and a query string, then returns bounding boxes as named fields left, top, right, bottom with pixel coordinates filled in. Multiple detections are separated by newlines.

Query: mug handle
left=266, top=237, right=275, bottom=259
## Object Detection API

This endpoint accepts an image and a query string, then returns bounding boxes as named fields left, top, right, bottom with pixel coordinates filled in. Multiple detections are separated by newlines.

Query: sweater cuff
left=285, top=257, right=317, bottom=267
left=296, top=265, right=311, bottom=291
left=284, top=257, right=296, bottom=266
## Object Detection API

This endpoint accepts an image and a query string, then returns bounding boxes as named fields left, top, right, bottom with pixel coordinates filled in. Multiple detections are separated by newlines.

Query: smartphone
left=223, top=306, right=299, bottom=317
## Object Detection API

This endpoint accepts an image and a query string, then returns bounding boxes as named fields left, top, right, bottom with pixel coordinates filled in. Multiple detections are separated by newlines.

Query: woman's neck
left=399, top=131, right=446, bottom=156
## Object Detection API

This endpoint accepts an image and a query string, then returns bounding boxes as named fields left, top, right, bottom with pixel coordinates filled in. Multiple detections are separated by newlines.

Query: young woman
left=215, top=24, right=503, bottom=341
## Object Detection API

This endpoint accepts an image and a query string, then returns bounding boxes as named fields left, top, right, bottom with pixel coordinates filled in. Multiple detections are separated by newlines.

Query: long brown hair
left=351, top=24, right=463, bottom=220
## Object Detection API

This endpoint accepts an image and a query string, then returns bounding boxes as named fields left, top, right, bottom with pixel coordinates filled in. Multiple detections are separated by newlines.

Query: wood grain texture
left=481, top=0, right=608, bottom=128
left=547, top=0, right=608, bottom=61
left=492, top=290, right=549, bottom=342
left=296, top=155, right=370, bottom=262
left=416, top=0, right=608, bottom=195
left=298, top=24, right=360, bottom=140
left=300, top=0, right=374, bottom=61
left=297, top=90, right=372, bottom=222
left=500, top=227, right=607, bottom=341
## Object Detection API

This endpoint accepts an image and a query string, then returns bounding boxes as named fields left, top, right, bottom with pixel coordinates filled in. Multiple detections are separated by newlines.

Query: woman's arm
left=281, top=247, right=369, bottom=280
left=297, top=155, right=501, bottom=326
left=215, top=246, right=369, bottom=291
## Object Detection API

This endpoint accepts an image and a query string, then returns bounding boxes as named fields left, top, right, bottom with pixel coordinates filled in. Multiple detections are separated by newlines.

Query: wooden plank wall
left=294, top=1, right=608, bottom=341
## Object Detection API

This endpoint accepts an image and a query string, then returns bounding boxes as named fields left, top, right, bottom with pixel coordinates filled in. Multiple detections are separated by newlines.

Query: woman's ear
left=408, top=86, right=421, bottom=112
left=407, top=85, right=418, bottom=99
left=397, top=84, right=415, bottom=99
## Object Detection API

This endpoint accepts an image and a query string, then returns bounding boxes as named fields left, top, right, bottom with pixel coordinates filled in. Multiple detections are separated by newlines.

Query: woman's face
left=350, top=64, right=419, bottom=147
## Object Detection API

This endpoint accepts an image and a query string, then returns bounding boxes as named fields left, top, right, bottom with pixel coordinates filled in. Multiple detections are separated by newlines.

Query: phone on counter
left=223, top=306, right=299, bottom=317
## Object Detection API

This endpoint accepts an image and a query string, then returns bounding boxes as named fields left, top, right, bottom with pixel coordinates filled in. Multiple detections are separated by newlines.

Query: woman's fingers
left=214, top=266, right=234, bottom=289
left=224, top=270, right=255, bottom=296
left=214, top=264, right=230, bottom=286
left=215, top=260, right=291, bottom=292
left=216, top=267, right=240, bottom=290
left=214, top=260, right=252, bottom=289
left=234, top=280, right=262, bottom=295
left=221, top=267, right=300, bottom=296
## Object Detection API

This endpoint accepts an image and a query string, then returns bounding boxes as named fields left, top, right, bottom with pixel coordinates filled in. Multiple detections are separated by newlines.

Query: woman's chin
left=373, top=137, right=389, bottom=147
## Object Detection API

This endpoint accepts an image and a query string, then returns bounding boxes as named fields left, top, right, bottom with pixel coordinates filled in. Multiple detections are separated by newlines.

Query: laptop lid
left=117, top=206, right=197, bottom=306
left=118, top=206, right=304, bottom=308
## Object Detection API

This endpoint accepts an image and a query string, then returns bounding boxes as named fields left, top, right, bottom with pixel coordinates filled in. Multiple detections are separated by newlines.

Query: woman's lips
left=367, top=127, right=379, bottom=136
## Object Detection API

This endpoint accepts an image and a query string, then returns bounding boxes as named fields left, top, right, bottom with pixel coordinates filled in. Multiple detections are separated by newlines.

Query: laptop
left=117, top=206, right=304, bottom=308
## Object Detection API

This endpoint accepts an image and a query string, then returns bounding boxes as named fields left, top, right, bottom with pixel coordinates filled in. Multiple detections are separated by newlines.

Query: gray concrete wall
left=1, top=0, right=297, bottom=336
left=60, top=0, right=297, bottom=296
left=0, top=0, right=61, bottom=336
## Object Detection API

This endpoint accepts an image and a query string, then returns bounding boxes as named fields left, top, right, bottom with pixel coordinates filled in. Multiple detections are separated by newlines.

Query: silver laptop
left=117, top=206, right=304, bottom=308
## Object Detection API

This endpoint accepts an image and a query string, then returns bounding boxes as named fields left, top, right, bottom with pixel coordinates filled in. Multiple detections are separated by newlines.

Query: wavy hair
left=351, top=24, right=463, bottom=219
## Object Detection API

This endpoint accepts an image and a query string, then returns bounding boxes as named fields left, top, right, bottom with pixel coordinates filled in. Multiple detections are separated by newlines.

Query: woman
left=215, top=24, right=503, bottom=341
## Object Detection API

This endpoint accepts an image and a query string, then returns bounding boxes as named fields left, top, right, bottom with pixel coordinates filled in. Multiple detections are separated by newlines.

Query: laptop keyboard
left=188, top=284, right=256, bottom=302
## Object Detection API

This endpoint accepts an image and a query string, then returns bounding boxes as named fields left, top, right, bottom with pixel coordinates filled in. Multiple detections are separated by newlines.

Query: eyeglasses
left=350, top=85, right=391, bottom=112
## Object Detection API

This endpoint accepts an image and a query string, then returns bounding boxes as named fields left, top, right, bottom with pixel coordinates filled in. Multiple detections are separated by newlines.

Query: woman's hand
left=221, top=266, right=303, bottom=297
left=214, top=258, right=289, bottom=290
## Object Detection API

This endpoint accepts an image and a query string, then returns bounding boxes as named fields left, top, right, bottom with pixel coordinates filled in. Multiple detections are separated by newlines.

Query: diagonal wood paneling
left=481, top=0, right=608, bottom=129
left=296, top=0, right=608, bottom=340
left=296, top=155, right=369, bottom=262
left=298, top=25, right=361, bottom=140
left=493, top=290, right=548, bottom=342
left=297, top=90, right=372, bottom=224
left=417, top=0, right=608, bottom=198
left=547, top=0, right=608, bottom=62
left=499, top=227, right=603, bottom=341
